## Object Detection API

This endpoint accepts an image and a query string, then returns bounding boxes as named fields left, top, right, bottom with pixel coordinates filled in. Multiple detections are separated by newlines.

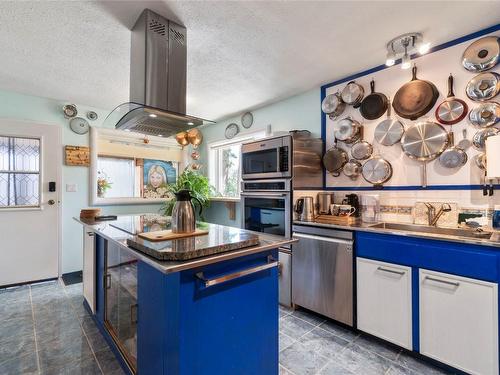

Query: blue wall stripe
left=320, top=23, right=500, bottom=191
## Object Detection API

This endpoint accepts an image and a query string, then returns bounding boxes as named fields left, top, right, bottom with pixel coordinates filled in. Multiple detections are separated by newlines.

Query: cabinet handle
left=377, top=267, right=405, bottom=276
left=424, top=276, right=460, bottom=287
left=196, top=255, right=278, bottom=288
left=130, top=304, right=138, bottom=324
left=105, top=274, right=111, bottom=289
left=86, top=232, right=94, bottom=236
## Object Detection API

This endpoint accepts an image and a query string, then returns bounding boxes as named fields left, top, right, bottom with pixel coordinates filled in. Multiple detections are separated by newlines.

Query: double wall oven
left=240, top=133, right=323, bottom=306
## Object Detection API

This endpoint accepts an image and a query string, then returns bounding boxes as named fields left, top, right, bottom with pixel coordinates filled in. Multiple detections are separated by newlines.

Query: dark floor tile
left=280, top=341, right=330, bottom=375
left=299, top=327, right=350, bottom=359
left=280, top=315, right=316, bottom=340
left=354, top=335, right=401, bottom=361
left=86, top=330, right=109, bottom=352
left=318, top=360, right=355, bottom=375
left=280, top=333, right=296, bottom=352
left=279, top=364, right=294, bottom=374
left=396, top=352, right=453, bottom=375
left=68, top=294, right=85, bottom=307
left=292, top=308, right=327, bottom=326
left=81, top=315, right=100, bottom=336
left=95, top=348, right=126, bottom=375
left=0, top=351, right=38, bottom=375
left=0, top=301, right=33, bottom=322
left=0, top=315, right=34, bottom=342
left=317, top=320, right=358, bottom=342
left=0, top=332, right=36, bottom=364
left=386, top=363, right=419, bottom=375
left=40, top=354, right=100, bottom=375
left=35, top=316, right=82, bottom=344
left=38, top=329, right=93, bottom=372
left=279, top=304, right=294, bottom=319
left=0, top=285, right=31, bottom=306
left=64, top=284, right=83, bottom=297
left=335, top=343, right=393, bottom=375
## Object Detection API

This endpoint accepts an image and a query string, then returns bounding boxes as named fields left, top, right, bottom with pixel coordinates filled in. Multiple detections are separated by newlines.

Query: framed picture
left=143, top=159, right=178, bottom=199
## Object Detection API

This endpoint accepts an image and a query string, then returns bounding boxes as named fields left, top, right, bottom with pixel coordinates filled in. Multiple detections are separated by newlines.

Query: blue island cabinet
left=94, top=235, right=279, bottom=375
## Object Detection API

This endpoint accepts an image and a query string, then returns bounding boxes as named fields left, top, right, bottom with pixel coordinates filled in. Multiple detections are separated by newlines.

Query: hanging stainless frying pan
left=435, top=74, right=468, bottom=125
left=393, top=66, right=439, bottom=120
left=469, top=102, right=500, bottom=127
left=462, top=36, right=500, bottom=72
left=323, top=139, right=349, bottom=177
left=343, top=159, right=362, bottom=180
left=359, top=80, right=388, bottom=120
left=401, top=120, right=449, bottom=187
left=351, top=140, right=373, bottom=161
left=438, top=131, right=468, bottom=169
left=341, top=81, right=364, bottom=108
left=362, top=156, right=393, bottom=188
left=466, top=72, right=500, bottom=102
left=333, top=117, right=362, bottom=144
left=374, top=98, right=404, bottom=146
left=322, top=92, right=346, bottom=119
left=472, top=127, right=500, bottom=151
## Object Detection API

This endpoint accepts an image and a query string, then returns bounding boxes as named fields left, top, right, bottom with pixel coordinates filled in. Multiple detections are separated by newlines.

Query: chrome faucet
left=424, top=203, right=452, bottom=226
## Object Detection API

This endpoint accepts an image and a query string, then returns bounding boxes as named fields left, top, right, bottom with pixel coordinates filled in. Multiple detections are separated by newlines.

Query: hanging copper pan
left=435, top=74, right=468, bottom=125
left=393, top=66, right=440, bottom=120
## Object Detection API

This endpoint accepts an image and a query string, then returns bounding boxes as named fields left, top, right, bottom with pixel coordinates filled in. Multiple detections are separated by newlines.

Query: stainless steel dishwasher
left=292, top=224, right=353, bottom=326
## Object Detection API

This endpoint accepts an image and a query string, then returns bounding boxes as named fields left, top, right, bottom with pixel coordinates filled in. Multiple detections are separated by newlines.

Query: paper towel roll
left=486, top=135, right=500, bottom=179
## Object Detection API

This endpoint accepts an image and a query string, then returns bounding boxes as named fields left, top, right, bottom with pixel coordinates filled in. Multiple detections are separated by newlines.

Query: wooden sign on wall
left=65, top=146, right=90, bottom=166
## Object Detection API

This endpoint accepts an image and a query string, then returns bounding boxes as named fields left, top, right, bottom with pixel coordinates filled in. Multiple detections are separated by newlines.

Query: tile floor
left=1, top=280, right=453, bottom=375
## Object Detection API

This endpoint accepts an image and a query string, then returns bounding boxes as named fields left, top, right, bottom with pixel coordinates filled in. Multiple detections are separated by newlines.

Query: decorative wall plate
left=63, top=104, right=78, bottom=119
left=69, top=117, right=90, bottom=135
left=225, top=123, right=239, bottom=139
left=86, top=111, right=98, bottom=121
left=241, top=112, right=254, bottom=128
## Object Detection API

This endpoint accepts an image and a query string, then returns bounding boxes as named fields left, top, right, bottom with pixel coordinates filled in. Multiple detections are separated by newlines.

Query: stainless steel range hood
left=104, top=9, right=214, bottom=137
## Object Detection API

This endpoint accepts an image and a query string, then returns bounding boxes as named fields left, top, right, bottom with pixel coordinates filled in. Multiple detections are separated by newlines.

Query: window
left=0, top=136, right=40, bottom=208
left=97, top=156, right=136, bottom=198
left=208, top=131, right=267, bottom=198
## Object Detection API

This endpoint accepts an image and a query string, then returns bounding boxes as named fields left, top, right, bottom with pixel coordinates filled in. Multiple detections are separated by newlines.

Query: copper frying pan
left=393, top=66, right=439, bottom=120
left=435, top=74, right=468, bottom=125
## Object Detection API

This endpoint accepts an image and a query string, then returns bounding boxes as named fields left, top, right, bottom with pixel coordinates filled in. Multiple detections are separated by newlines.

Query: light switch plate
left=66, top=183, right=77, bottom=192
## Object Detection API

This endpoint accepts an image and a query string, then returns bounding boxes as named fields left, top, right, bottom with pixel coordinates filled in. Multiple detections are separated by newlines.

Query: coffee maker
left=343, top=194, right=360, bottom=217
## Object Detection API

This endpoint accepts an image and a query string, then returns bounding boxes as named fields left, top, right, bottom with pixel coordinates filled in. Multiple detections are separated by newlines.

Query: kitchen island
left=75, top=214, right=295, bottom=375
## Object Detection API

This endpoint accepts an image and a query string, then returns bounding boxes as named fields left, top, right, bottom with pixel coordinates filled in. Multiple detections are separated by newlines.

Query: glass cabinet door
left=105, top=242, right=138, bottom=372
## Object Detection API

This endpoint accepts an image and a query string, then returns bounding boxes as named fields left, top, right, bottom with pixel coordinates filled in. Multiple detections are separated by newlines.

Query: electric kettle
left=294, top=196, right=314, bottom=222
left=171, top=190, right=203, bottom=233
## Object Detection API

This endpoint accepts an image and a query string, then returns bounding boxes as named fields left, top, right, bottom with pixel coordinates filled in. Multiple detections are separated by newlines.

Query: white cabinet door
left=420, top=269, right=498, bottom=375
left=82, top=229, right=95, bottom=313
left=357, top=258, right=412, bottom=349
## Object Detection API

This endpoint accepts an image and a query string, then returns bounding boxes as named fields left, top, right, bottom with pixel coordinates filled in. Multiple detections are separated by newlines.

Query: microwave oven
left=241, top=135, right=292, bottom=180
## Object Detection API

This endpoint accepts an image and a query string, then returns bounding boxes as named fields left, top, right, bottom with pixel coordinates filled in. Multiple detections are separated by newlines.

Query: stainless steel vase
left=171, top=190, right=203, bottom=233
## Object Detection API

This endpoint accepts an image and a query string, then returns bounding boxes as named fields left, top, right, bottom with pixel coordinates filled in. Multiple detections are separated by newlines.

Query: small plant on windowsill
left=97, top=171, right=112, bottom=198
left=161, top=167, right=216, bottom=220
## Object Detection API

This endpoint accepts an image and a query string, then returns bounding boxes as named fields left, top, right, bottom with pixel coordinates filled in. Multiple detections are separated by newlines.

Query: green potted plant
left=161, top=168, right=215, bottom=220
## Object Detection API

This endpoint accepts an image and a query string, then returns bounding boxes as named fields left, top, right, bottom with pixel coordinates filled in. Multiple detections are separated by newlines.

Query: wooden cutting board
left=138, top=229, right=209, bottom=242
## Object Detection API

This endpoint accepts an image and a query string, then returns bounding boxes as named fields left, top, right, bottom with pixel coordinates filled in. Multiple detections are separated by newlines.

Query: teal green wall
left=199, top=88, right=321, bottom=228
left=0, top=89, right=162, bottom=274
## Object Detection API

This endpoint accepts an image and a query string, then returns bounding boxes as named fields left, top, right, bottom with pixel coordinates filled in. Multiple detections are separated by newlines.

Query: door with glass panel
left=0, top=120, right=61, bottom=286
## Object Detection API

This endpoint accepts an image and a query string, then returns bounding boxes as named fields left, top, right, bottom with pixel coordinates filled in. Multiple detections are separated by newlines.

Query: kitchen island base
left=90, top=234, right=279, bottom=375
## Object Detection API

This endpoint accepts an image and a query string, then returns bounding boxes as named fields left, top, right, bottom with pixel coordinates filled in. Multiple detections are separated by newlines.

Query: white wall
left=198, top=87, right=321, bottom=227
left=0, top=89, right=162, bottom=274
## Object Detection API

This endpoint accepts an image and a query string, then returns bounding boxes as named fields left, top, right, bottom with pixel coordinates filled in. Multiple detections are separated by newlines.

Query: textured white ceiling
left=0, top=1, right=499, bottom=121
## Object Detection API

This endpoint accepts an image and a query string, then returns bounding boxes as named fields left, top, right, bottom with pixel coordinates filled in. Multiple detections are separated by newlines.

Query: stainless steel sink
left=369, top=222, right=493, bottom=240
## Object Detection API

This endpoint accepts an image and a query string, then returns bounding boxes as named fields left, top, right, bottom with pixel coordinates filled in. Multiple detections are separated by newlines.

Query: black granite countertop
left=75, top=214, right=295, bottom=274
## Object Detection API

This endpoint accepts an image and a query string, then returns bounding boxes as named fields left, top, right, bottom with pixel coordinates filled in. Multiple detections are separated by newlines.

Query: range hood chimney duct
left=105, top=9, right=214, bottom=137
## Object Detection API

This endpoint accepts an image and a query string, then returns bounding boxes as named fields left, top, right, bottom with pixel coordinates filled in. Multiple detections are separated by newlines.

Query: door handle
left=377, top=267, right=405, bottom=276
left=48, top=199, right=56, bottom=205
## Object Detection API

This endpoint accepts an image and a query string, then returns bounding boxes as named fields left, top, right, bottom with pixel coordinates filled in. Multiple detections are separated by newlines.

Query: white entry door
left=0, top=119, right=61, bottom=287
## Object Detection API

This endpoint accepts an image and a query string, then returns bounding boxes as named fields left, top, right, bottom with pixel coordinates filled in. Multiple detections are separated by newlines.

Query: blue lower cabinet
left=355, top=232, right=500, bottom=375
left=94, top=234, right=279, bottom=375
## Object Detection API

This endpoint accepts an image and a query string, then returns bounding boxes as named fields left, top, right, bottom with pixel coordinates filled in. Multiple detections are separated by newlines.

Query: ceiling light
left=401, top=53, right=411, bottom=70
left=187, top=122, right=194, bottom=126
left=149, top=114, right=157, bottom=118
left=158, top=134, right=163, bottom=137
left=385, top=32, right=428, bottom=69
left=124, top=129, right=131, bottom=132
left=419, top=42, right=431, bottom=55
left=385, top=51, right=395, bottom=67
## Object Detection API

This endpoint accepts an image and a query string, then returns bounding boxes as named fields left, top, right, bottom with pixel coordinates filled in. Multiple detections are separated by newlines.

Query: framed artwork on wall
left=143, top=159, right=178, bottom=199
